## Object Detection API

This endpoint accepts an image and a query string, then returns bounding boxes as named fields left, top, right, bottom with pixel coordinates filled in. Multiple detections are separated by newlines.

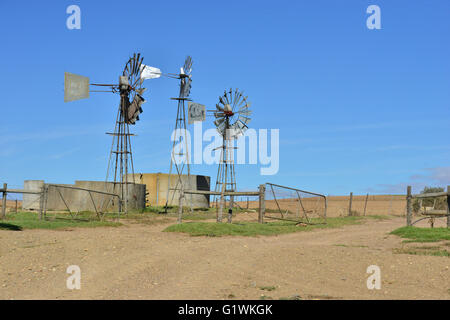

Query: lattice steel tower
left=212, top=89, right=252, bottom=217
left=165, top=56, right=193, bottom=209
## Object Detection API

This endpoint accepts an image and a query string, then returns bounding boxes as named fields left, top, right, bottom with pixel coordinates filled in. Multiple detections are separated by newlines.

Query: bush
left=412, top=186, right=447, bottom=213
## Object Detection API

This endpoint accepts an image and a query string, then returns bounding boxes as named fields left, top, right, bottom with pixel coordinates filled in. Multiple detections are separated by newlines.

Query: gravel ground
left=0, top=216, right=449, bottom=300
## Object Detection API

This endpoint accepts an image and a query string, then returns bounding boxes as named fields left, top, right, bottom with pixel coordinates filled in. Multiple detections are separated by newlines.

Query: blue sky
left=0, top=0, right=449, bottom=196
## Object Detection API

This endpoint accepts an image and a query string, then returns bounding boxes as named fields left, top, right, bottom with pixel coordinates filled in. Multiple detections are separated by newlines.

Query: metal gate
left=264, top=183, right=327, bottom=224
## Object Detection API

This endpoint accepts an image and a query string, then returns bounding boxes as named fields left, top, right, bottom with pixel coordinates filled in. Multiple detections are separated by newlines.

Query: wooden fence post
left=258, top=184, right=265, bottom=224
left=39, top=185, right=44, bottom=220
left=43, top=185, right=49, bottom=220
left=15, top=199, right=18, bottom=213
left=217, top=186, right=225, bottom=223
left=406, top=186, right=412, bottom=226
left=447, top=186, right=450, bottom=229
left=1, top=183, right=6, bottom=219
left=177, top=190, right=184, bottom=224
left=363, top=193, right=369, bottom=216
left=348, top=192, right=353, bottom=216
left=227, top=196, right=234, bottom=224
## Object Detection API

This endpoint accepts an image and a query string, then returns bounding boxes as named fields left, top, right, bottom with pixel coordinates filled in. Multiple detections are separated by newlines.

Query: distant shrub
left=412, top=187, right=447, bottom=213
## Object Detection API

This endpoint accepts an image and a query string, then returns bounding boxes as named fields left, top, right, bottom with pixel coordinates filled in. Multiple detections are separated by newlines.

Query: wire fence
left=263, top=183, right=327, bottom=224
left=42, top=184, right=120, bottom=220
left=0, top=183, right=122, bottom=220
left=326, top=194, right=407, bottom=217
left=4, top=180, right=447, bottom=228
left=232, top=191, right=408, bottom=218
left=0, top=194, right=22, bottom=214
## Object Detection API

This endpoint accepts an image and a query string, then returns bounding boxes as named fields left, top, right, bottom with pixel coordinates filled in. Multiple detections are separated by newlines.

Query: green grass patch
left=279, top=295, right=302, bottom=300
left=163, top=216, right=366, bottom=237
left=365, top=215, right=391, bottom=220
left=393, top=248, right=450, bottom=257
left=401, top=239, right=441, bottom=244
left=334, top=244, right=368, bottom=248
left=0, top=212, right=121, bottom=230
left=391, top=226, right=450, bottom=243
left=181, top=211, right=217, bottom=221
left=260, top=286, right=276, bottom=291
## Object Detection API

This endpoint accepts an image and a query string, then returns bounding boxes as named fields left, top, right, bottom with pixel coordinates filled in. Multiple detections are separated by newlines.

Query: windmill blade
left=223, top=90, right=231, bottom=105
left=130, top=53, right=136, bottom=76
left=214, top=111, right=225, bottom=119
left=214, top=118, right=225, bottom=127
left=124, top=62, right=130, bottom=77
left=136, top=53, right=142, bottom=76
left=229, top=122, right=243, bottom=138
left=180, top=77, right=192, bottom=98
left=239, top=96, right=249, bottom=106
left=238, top=102, right=252, bottom=112
left=231, top=89, right=238, bottom=110
left=130, top=53, right=137, bottom=75
left=236, top=96, right=248, bottom=109
left=238, top=115, right=251, bottom=125
left=184, top=77, right=192, bottom=97
left=237, top=119, right=249, bottom=131
left=136, top=88, right=147, bottom=95
left=228, top=88, right=233, bottom=105
left=178, top=56, right=193, bottom=98
left=137, top=55, right=144, bottom=77
left=219, top=96, right=227, bottom=106
left=183, top=56, right=193, bottom=75
left=237, top=110, right=252, bottom=117
left=216, top=103, right=224, bottom=111
left=217, top=121, right=226, bottom=135
left=127, top=93, right=145, bottom=124
left=135, top=53, right=141, bottom=76
left=232, top=90, right=243, bottom=112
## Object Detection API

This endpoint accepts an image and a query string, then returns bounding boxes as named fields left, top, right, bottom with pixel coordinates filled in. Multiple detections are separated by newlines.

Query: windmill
left=212, top=88, right=252, bottom=221
left=64, top=53, right=156, bottom=214
left=164, top=56, right=194, bottom=211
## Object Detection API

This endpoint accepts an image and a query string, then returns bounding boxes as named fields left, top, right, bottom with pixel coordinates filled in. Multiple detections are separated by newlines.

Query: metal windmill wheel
left=214, top=88, right=252, bottom=139
left=121, top=53, right=145, bottom=124
left=179, top=56, right=192, bottom=98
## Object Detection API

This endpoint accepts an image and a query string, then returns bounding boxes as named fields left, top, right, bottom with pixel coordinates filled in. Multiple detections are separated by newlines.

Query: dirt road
left=0, top=217, right=449, bottom=300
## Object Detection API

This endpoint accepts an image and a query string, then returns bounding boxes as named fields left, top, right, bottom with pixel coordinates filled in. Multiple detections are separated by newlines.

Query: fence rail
left=406, top=185, right=450, bottom=228
left=182, top=188, right=264, bottom=224
left=0, top=182, right=123, bottom=221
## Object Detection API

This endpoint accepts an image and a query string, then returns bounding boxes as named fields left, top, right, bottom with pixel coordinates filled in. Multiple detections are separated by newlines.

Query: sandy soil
left=0, top=216, right=449, bottom=300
